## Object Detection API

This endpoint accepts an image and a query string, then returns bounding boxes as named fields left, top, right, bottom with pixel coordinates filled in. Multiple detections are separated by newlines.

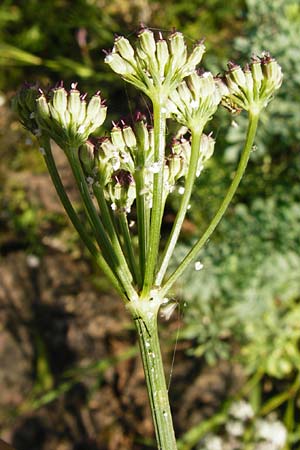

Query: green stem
left=142, top=99, right=166, bottom=298
left=156, top=129, right=203, bottom=286
left=160, top=112, right=259, bottom=298
left=41, top=139, right=126, bottom=301
left=135, top=166, right=150, bottom=281
left=127, top=299, right=177, bottom=450
left=118, top=211, right=142, bottom=287
left=92, top=183, right=137, bottom=287
left=67, top=148, right=137, bottom=301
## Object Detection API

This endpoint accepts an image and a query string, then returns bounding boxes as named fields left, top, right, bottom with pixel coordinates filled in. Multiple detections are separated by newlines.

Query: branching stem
left=160, top=112, right=260, bottom=298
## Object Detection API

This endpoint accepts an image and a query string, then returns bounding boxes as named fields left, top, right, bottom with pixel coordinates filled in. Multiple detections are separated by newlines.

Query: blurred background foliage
left=1, top=0, right=300, bottom=449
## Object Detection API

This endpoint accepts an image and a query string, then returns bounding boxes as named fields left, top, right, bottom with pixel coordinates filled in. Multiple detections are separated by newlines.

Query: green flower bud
left=79, top=140, right=96, bottom=175
left=184, top=41, right=206, bottom=74
left=104, top=52, right=135, bottom=76
left=244, top=65, right=254, bottom=101
left=12, top=84, right=40, bottom=133
left=156, top=38, right=169, bottom=78
left=86, top=93, right=102, bottom=123
left=100, top=137, right=117, bottom=157
left=227, top=62, right=247, bottom=89
left=111, top=125, right=126, bottom=150
left=77, top=98, right=87, bottom=124
left=251, top=57, right=264, bottom=91
left=200, top=133, right=215, bottom=162
left=169, top=31, right=186, bottom=59
left=108, top=169, right=136, bottom=213
left=177, top=81, right=192, bottom=107
left=261, top=53, right=283, bottom=92
left=135, top=119, right=149, bottom=153
left=138, top=28, right=156, bottom=58
left=68, top=86, right=81, bottom=118
left=36, top=94, right=51, bottom=124
left=52, top=87, right=68, bottom=119
left=114, top=36, right=135, bottom=63
left=94, top=140, right=115, bottom=186
left=169, top=31, right=187, bottom=72
left=168, top=152, right=184, bottom=182
left=122, top=125, right=137, bottom=149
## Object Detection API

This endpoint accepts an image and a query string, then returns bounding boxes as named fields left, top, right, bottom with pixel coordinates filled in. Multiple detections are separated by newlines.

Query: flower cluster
left=13, top=83, right=107, bottom=149
left=166, top=70, right=222, bottom=132
left=198, top=403, right=287, bottom=450
left=78, top=117, right=215, bottom=213
left=105, top=27, right=206, bottom=99
left=221, top=52, right=283, bottom=115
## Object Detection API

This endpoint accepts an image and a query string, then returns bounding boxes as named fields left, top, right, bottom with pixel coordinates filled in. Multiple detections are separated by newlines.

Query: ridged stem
left=118, top=211, right=142, bottom=287
left=41, top=139, right=126, bottom=301
left=67, top=148, right=137, bottom=301
left=127, top=299, right=177, bottom=450
left=156, top=129, right=203, bottom=285
left=142, top=99, right=166, bottom=298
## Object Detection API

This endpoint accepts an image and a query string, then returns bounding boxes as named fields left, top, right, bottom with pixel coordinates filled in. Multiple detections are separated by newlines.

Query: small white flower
left=229, top=400, right=254, bottom=421
left=256, top=418, right=287, bottom=448
left=225, top=420, right=244, bottom=437
left=195, top=261, right=204, bottom=271
left=26, top=254, right=40, bottom=268
left=200, top=434, right=223, bottom=450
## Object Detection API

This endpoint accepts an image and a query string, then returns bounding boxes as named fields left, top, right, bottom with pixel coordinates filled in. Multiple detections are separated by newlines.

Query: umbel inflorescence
left=13, top=28, right=282, bottom=303
left=13, top=27, right=282, bottom=450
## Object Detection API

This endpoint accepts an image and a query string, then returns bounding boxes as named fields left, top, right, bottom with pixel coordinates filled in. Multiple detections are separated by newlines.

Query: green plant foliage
left=178, top=184, right=300, bottom=370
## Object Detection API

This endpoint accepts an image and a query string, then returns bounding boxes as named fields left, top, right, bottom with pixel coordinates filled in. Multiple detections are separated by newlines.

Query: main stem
left=142, top=99, right=166, bottom=298
left=127, top=300, right=177, bottom=450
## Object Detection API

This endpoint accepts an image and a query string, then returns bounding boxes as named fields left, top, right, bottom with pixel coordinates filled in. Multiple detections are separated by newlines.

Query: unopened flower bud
left=12, top=84, right=40, bottom=133
left=200, top=133, right=215, bottom=162
left=169, top=31, right=187, bottom=71
left=79, top=140, right=96, bottom=174
left=105, top=52, right=135, bottom=75
left=138, top=28, right=156, bottom=58
left=251, top=57, right=264, bottom=90
left=109, top=169, right=136, bottom=213
left=52, top=87, right=68, bottom=119
left=111, top=125, right=126, bottom=150
left=68, top=88, right=81, bottom=118
left=114, top=36, right=135, bottom=63
left=156, top=38, right=169, bottom=78
left=169, top=31, right=186, bottom=58
left=261, top=54, right=283, bottom=91
left=122, top=125, right=137, bottom=149
left=135, top=119, right=149, bottom=153
left=86, top=93, right=102, bottom=123
left=185, top=41, right=206, bottom=73
left=177, top=81, right=192, bottom=107
left=36, top=94, right=51, bottom=124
